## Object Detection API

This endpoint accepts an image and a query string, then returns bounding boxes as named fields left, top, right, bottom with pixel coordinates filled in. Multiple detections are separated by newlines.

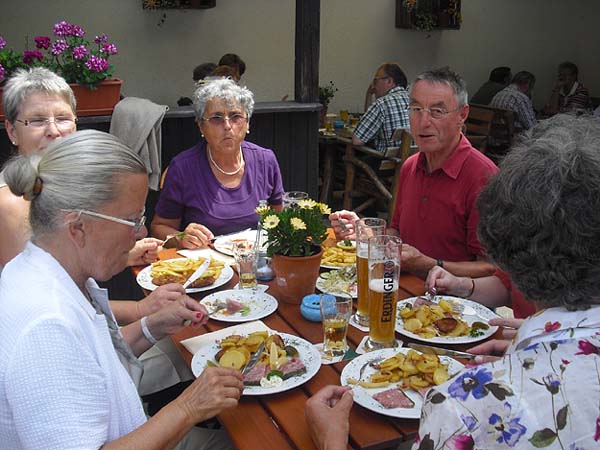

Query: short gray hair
left=411, top=66, right=469, bottom=107
left=2, top=68, right=77, bottom=123
left=192, top=78, right=254, bottom=120
left=477, top=114, right=600, bottom=311
left=4, top=130, right=146, bottom=238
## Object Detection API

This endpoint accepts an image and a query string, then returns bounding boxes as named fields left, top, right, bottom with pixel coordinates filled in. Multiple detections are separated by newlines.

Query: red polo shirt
left=390, top=135, right=498, bottom=262
left=494, top=269, right=537, bottom=319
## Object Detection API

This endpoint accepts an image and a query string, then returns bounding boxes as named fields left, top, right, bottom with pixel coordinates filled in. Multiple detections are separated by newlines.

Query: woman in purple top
left=151, top=78, right=284, bottom=248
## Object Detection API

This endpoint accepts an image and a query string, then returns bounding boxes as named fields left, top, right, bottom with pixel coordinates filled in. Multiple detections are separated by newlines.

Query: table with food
left=132, top=231, right=503, bottom=450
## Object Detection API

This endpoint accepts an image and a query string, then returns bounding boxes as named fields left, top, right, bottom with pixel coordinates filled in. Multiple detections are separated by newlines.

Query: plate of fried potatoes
left=137, top=257, right=234, bottom=293
left=320, top=244, right=356, bottom=269
left=395, top=296, right=499, bottom=344
left=341, top=347, right=463, bottom=418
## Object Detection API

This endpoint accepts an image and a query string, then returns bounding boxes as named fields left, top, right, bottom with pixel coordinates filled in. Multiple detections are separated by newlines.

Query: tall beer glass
left=353, top=218, right=386, bottom=327
left=366, top=235, right=401, bottom=350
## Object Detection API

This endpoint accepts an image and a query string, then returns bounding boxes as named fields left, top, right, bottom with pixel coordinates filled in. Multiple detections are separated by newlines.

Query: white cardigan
left=0, top=242, right=146, bottom=449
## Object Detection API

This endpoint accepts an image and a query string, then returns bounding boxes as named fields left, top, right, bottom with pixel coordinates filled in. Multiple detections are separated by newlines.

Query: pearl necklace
left=207, top=146, right=245, bottom=176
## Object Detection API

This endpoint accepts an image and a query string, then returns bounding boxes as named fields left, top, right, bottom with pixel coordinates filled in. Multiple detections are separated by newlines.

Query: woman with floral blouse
left=306, top=114, right=600, bottom=450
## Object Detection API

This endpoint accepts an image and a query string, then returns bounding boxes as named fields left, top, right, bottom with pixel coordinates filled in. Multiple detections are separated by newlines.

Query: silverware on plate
left=241, top=341, right=266, bottom=376
left=408, top=343, right=477, bottom=360
left=210, top=228, right=252, bottom=244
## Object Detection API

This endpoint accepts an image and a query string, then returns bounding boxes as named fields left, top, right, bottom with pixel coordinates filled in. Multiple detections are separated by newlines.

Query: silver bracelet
left=140, top=316, right=158, bottom=345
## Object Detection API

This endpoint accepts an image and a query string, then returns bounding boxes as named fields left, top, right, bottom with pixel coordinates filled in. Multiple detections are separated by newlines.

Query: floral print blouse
left=413, top=306, right=600, bottom=449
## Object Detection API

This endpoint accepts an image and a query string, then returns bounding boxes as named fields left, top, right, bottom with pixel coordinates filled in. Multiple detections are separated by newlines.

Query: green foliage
left=257, top=199, right=330, bottom=257
left=318, top=81, right=338, bottom=107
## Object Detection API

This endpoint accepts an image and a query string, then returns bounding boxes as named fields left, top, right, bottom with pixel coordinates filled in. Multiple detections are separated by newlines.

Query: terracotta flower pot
left=70, top=79, right=123, bottom=117
left=271, top=248, right=323, bottom=304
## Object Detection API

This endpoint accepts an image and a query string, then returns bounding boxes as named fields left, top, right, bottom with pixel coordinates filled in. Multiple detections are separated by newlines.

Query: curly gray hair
left=191, top=78, right=254, bottom=120
left=2, top=67, right=76, bottom=123
left=477, top=114, right=600, bottom=310
left=4, top=130, right=146, bottom=238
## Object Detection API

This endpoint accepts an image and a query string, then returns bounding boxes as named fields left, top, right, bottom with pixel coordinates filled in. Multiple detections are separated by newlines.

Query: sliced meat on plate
left=372, top=388, right=415, bottom=409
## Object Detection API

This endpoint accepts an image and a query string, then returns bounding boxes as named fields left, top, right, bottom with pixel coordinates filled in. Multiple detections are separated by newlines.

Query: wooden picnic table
left=153, top=245, right=500, bottom=450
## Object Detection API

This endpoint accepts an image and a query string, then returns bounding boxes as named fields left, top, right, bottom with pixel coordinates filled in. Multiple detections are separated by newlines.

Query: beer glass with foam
left=366, top=235, right=401, bottom=349
left=354, top=218, right=386, bottom=327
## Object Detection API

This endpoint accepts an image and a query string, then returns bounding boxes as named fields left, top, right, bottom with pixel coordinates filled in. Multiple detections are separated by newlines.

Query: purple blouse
left=155, top=140, right=284, bottom=236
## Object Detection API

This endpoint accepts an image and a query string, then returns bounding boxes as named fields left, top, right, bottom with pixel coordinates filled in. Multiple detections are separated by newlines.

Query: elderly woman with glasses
left=151, top=78, right=283, bottom=249
left=0, top=68, right=195, bottom=398
left=1, top=68, right=162, bottom=272
left=0, top=130, right=243, bottom=450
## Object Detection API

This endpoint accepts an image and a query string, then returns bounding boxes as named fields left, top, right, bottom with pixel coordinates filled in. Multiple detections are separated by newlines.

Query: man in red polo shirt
left=331, top=67, right=497, bottom=278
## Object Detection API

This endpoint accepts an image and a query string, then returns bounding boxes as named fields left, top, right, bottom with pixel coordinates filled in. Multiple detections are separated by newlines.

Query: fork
left=358, top=356, right=384, bottom=381
left=420, top=287, right=465, bottom=314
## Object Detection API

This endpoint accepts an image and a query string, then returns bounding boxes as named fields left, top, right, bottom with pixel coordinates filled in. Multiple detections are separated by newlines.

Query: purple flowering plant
left=0, top=21, right=118, bottom=89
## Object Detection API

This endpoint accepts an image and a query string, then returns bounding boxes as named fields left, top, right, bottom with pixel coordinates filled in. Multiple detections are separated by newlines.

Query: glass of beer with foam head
left=366, top=235, right=401, bottom=350
left=354, top=218, right=386, bottom=327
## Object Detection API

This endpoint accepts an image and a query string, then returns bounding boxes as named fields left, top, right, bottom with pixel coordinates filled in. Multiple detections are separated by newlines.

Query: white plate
left=395, top=296, right=499, bottom=345
left=340, top=348, right=464, bottom=419
left=316, top=275, right=358, bottom=298
left=136, top=258, right=234, bottom=293
left=191, top=332, right=321, bottom=395
left=213, top=229, right=258, bottom=256
left=199, top=289, right=278, bottom=322
left=336, top=240, right=356, bottom=251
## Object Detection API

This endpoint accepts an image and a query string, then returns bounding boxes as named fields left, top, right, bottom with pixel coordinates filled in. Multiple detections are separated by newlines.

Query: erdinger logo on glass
left=381, top=260, right=395, bottom=324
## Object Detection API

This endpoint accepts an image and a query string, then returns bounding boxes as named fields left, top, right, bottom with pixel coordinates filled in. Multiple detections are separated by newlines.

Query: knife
left=241, top=341, right=266, bottom=376
left=210, top=228, right=252, bottom=244
left=182, top=258, right=211, bottom=289
left=408, top=343, right=477, bottom=360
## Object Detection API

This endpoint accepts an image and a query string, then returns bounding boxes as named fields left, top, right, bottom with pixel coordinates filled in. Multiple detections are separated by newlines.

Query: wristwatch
left=436, top=259, right=444, bottom=268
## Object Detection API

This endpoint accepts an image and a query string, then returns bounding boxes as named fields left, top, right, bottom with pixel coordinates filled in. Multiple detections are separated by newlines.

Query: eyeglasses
left=201, top=114, right=248, bottom=127
left=15, top=116, right=77, bottom=130
left=75, top=208, right=146, bottom=234
left=408, top=106, right=460, bottom=120
left=373, top=76, right=390, bottom=83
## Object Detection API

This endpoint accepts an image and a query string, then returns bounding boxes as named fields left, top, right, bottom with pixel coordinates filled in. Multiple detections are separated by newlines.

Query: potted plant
left=256, top=199, right=330, bottom=304
left=0, top=20, right=121, bottom=118
left=318, top=80, right=337, bottom=126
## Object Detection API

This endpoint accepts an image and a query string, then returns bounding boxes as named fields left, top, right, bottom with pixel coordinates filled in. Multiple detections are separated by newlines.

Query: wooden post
left=295, top=0, right=320, bottom=103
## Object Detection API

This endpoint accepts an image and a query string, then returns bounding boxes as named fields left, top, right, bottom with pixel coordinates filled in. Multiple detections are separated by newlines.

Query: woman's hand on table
left=175, top=366, right=244, bottom=424
left=180, top=222, right=214, bottom=249
left=127, top=237, right=163, bottom=266
left=329, top=210, right=358, bottom=240
left=467, top=317, right=524, bottom=364
left=305, top=385, right=354, bottom=450
left=137, top=283, right=186, bottom=317
left=146, top=295, right=209, bottom=341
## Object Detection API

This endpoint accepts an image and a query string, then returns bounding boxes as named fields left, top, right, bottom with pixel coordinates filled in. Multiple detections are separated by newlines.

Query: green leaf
left=529, top=428, right=557, bottom=447
left=429, top=392, right=446, bottom=404
left=266, top=370, right=283, bottom=380
left=556, top=405, right=568, bottom=430
left=484, top=382, right=514, bottom=401
left=240, top=306, right=251, bottom=316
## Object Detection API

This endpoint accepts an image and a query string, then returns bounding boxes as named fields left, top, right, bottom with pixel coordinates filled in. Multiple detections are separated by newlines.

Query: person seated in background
left=218, top=53, right=246, bottom=79
left=177, top=62, right=218, bottom=106
left=490, top=70, right=537, bottom=131
left=151, top=78, right=283, bottom=249
left=352, top=63, right=410, bottom=153
left=193, top=62, right=218, bottom=82
left=544, top=61, right=592, bottom=115
left=0, top=130, right=242, bottom=449
left=332, top=67, right=497, bottom=279
left=308, top=114, right=600, bottom=450
left=209, top=65, right=240, bottom=81
left=470, top=66, right=511, bottom=105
